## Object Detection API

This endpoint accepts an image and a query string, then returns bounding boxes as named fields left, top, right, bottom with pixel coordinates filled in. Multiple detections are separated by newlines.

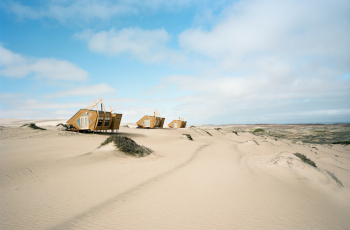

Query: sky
left=0, top=0, right=349, bottom=125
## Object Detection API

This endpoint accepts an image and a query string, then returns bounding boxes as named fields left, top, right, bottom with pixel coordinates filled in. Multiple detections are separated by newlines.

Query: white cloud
left=180, top=0, right=350, bottom=70
left=0, top=92, right=22, bottom=99
left=0, top=45, right=88, bottom=81
left=21, top=100, right=83, bottom=110
left=0, top=109, right=40, bottom=119
left=46, top=83, right=115, bottom=98
left=77, top=27, right=184, bottom=64
left=0, top=99, right=84, bottom=119
left=159, top=69, right=350, bottom=123
left=2, top=0, right=132, bottom=22
left=156, top=0, right=350, bottom=123
left=299, top=109, right=350, bottom=116
left=1, top=0, right=203, bottom=23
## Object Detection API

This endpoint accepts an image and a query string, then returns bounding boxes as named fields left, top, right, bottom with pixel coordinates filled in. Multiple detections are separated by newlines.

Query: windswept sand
left=0, top=119, right=349, bottom=229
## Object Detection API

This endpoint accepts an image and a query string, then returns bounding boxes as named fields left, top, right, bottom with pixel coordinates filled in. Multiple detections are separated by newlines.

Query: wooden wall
left=160, top=118, right=165, bottom=128
left=67, top=109, right=98, bottom=130
left=137, top=115, right=165, bottom=128
left=67, top=109, right=122, bottom=131
left=94, top=112, right=112, bottom=130
left=111, top=114, right=122, bottom=130
left=168, top=120, right=187, bottom=128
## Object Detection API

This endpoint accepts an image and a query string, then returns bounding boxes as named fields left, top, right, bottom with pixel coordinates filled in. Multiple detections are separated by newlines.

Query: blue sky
left=0, top=0, right=349, bottom=124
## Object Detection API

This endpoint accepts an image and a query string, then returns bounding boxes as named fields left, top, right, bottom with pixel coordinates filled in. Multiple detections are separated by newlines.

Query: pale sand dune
left=0, top=118, right=67, bottom=127
left=0, top=120, right=349, bottom=229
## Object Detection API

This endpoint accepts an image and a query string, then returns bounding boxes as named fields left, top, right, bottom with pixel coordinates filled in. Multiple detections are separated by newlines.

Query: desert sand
left=0, top=119, right=349, bottom=229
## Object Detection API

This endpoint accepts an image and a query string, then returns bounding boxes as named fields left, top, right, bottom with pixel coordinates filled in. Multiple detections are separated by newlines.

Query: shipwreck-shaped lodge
left=136, top=110, right=165, bottom=128
left=67, top=99, right=122, bottom=132
left=168, top=118, right=187, bottom=128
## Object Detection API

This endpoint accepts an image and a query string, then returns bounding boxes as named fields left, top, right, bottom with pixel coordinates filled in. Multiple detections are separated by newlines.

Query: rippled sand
left=1, top=119, right=349, bottom=229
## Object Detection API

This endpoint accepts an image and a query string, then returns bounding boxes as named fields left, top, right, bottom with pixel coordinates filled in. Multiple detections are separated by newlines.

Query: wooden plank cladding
left=66, top=98, right=122, bottom=132
left=168, top=120, right=187, bottom=128
left=136, top=109, right=165, bottom=129
left=136, top=115, right=165, bottom=128
left=136, top=115, right=165, bottom=129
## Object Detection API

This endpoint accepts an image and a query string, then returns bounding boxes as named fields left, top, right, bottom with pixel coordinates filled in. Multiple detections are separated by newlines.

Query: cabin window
left=143, top=118, right=150, bottom=127
left=97, top=116, right=104, bottom=126
left=104, top=117, right=110, bottom=126
left=77, top=113, right=91, bottom=129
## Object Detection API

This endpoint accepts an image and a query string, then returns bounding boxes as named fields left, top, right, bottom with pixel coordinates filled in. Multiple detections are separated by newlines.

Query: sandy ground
left=0, top=119, right=349, bottom=229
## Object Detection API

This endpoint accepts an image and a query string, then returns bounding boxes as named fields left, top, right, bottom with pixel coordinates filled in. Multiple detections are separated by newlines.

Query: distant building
left=168, top=118, right=187, bottom=128
left=66, top=99, right=122, bottom=132
left=137, top=109, right=165, bottom=128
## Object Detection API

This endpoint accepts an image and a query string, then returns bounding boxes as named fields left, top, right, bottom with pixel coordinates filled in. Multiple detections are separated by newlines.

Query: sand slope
left=0, top=120, right=349, bottom=229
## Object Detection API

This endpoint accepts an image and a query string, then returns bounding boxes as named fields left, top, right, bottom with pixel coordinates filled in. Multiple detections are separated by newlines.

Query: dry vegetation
left=294, top=153, right=317, bottom=168
left=201, top=124, right=350, bottom=145
left=21, top=123, right=46, bottom=130
left=182, top=134, right=193, bottom=141
left=100, top=135, right=153, bottom=157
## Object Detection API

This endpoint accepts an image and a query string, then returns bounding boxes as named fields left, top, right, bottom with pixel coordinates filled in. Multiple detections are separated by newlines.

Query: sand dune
left=0, top=119, right=349, bottom=229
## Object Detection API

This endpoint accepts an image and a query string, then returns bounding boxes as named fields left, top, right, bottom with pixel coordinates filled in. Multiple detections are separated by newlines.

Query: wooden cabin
left=136, top=110, right=165, bottom=128
left=67, top=99, right=122, bottom=132
left=168, top=118, right=187, bottom=128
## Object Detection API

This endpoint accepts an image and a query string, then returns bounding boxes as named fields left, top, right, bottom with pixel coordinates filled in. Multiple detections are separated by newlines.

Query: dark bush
left=253, top=128, right=265, bottom=133
left=21, top=123, right=46, bottom=130
left=294, top=153, right=317, bottom=168
left=325, top=170, right=343, bottom=186
left=56, top=123, right=70, bottom=130
left=100, top=135, right=153, bottom=157
left=331, top=140, right=350, bottom=145
left=205, top=130, right=212, bottom=136
left=183, top=134, right=193, bottom=140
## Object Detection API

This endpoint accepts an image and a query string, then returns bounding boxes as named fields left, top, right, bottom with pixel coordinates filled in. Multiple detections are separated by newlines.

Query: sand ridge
left=0, top=119, right=349, bottom=229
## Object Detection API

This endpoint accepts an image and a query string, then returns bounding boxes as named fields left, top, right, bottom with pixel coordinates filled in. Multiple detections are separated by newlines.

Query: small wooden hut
left=168, top=118, right=187, bottom=128
left=67, top=98, right=122, bottom=132
left=136, top=109, right=165, bottom=128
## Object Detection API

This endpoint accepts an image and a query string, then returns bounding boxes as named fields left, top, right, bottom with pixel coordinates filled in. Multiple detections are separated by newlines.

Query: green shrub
left=205, top=130, right=212, bottom=136
left=21, top=123, right=46, bottom=130
left=253, top=128, right=265, bottom=133
left=56, top=123, right=70, bottom=130
left=183, top=134, right=193, bottom=141
left=331, top=140, right=350, bottom=145
left=100, top=135, right=152, bottom=157
left=293, top=153, right=317, bottom=168
left=325, top=170, right=343, bottom=186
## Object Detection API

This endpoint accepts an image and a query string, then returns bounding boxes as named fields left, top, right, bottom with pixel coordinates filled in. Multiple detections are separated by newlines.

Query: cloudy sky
left=0, top=0, right=349, bottom=124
